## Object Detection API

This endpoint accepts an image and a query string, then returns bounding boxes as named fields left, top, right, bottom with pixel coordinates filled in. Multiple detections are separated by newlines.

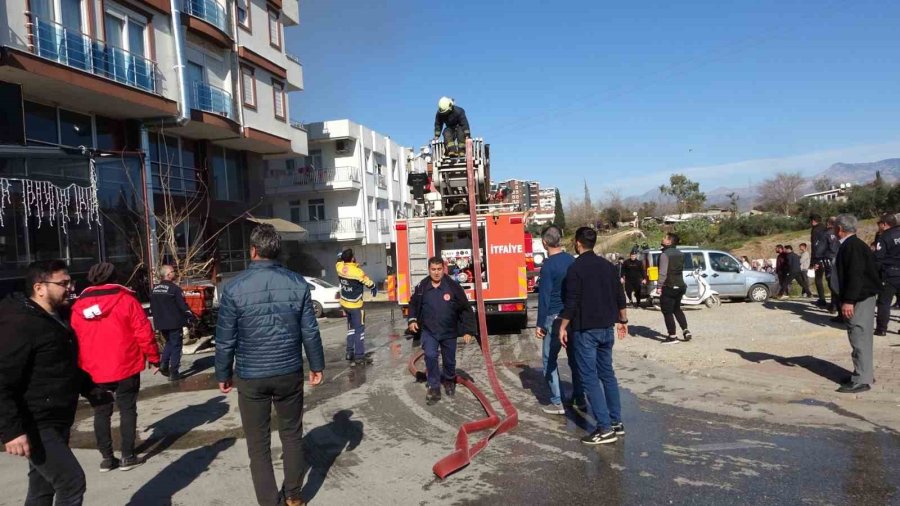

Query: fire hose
left=406, top=138, right=519, bottom=479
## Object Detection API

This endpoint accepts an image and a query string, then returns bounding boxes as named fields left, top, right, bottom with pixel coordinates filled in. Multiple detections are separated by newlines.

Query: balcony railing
left=29, top=15, right=159, bottom=94
left=285, top=52, right=301, bottom=65
left=376, top=173, right=387, bottom=189
left=378, top=218, right=391, bottom=234
left=183, top=0, right=231, bottom=36
left=298, top=218, right=364, bottom=239
left=193, top=81, right=234, bottom=119
left=265, top=166, right=361, bottom=190
left=290, top=119, right=306, bottom=131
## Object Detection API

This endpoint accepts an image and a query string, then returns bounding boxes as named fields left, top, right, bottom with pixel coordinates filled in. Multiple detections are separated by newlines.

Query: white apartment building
left=539, top=187, right=557, bottom=210
left=265, top=119, right=421, bottom=284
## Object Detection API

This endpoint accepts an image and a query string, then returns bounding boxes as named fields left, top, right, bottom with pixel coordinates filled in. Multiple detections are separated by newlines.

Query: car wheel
left=313, top=301, right=324, bottom=318
left=748, top=284, right=769, bottom=302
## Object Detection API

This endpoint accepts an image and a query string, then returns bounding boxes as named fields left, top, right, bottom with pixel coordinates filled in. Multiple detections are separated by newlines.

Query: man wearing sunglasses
left=0, top=260, right=108, bottom=505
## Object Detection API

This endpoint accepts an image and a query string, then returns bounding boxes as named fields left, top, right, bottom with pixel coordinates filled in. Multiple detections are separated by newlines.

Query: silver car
left=642, top=248, right=779, bottom=302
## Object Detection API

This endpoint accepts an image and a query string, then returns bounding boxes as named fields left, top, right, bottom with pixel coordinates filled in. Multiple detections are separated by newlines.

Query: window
left=24, top=101, right=59, bottom=145
left=241, top=66, right=256, bottom=108
left=268, top=8, right=281, bottom=49
left=710, top=252, right=741, bottom=273
left=391, top=159, right=398, bottom=181
left=59, top=109, right=92, bottom=148
left=369, top=197, right=376, bottom=221
left=307, top=150, right=322, bottom=169
left=272, top=79, right=285, bottom=121
left=365, top=149, right=372, bottom=173
left=236, top=0, right=250, bottom=30
left=147, top=133, right=200, bottom=195
left=211, top=147, right=246, bottom=201
left=95, top=116, right=125, bottom=150
left=289, top=200, right=301, bottom=224
left=308, top=199, right=325, bottom=221
left=684, top=252, right=706, bottom=270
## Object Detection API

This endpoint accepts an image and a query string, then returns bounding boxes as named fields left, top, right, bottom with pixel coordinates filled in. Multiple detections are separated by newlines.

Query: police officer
left=337, top=249, right=376, bottom=366
left=150, top=264, right=195, bottom=380
left=434, top=97, right=471, bottom=158
left=874, top=213, right=900, bottom=336
left=407, top=256, right=475, bottom=404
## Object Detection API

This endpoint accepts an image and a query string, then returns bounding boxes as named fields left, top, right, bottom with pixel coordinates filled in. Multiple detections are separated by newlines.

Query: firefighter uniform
left=337, top=261, right=375, bottom=360
left=874, top=225, right=900, bottom=333
left=434, top=102, right=470, bottom=158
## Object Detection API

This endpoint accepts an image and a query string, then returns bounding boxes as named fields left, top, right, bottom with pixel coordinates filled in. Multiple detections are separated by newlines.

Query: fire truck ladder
left=430, top=138, right=489, bottom=214
left=406, top=219, right=430, bottom=282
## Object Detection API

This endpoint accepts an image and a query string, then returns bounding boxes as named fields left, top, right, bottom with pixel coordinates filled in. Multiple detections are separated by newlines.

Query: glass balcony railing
left=30, top=15, right=159, bottom=94
left=183, top=0, right=231, bottom=36
left=193, top=81, right=234, bottom=119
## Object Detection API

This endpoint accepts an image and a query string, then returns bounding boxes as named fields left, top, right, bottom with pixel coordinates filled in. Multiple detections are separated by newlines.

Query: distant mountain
left=813, top=158, right=900, bottom=185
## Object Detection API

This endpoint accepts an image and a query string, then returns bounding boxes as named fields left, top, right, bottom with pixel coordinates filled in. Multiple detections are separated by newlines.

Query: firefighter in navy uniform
left=874, top=213, right=900, bottom=336
left=337, top=249, right=376, bottom=366
left=434, top=97, right=470, bottom=158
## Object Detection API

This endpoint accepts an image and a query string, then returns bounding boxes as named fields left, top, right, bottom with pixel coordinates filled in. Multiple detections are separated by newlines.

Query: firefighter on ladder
left=434, top=97, right=470, bottom=158
left=337, top=249, right=377, bottom=367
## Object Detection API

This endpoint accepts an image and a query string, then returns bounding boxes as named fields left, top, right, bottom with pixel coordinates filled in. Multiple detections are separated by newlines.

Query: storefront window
left=59, top=109, right=93, bottom=148
left=24, top=101, right=58, bottom=145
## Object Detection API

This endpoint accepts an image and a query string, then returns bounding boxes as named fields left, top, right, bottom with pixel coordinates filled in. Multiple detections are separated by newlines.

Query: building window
left=211, top=147, right=246, bottom=201
left=59, top=109, right=93, bottom=148
left=268, top=8, right=281, bottom=49
left=391, top=158, right=398, bottom=181
left=365, top=149, right=372, bottom=174
left=307, top=150, right=322, bottom=169
left=236, top=0, right=250, bottom=31
left=241, top=66, right=256, bottom=108
left=272, top=79, right=286, bottom=121
left=24, top=101, right=59, bottom=145
left=148, top=133, right=200, bottom=195
left=369, top=197, right=376, bottom=221
left=289, top=200, right=301, bottom=224
left=308, top=198, right=325, bottom=221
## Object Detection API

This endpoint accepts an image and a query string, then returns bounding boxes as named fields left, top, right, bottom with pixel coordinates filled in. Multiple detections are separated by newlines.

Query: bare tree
left=565, top=197, right=599, bottom=230
left=813, top=176, right=834, bottom=192
left=757, top=172, right=806, bottom=216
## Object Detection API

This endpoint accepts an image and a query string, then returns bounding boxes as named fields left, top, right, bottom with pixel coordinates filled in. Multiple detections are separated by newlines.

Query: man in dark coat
left=781, top=245, right=811, bottom=298
left=407, top=256, right=476, bottom=404
left=620, top=251, right=646, bottom=308
left=873, top=213, right=900, bottom=336
left=832, top=214, right=881, bottom=393
left=434, top=96, right=471, bottom=158
left=150, top=264, right=196, bottom=380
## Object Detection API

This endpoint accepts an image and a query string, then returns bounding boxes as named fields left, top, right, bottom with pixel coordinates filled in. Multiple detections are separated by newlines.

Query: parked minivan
left=641, top=248, right=778, bottom=302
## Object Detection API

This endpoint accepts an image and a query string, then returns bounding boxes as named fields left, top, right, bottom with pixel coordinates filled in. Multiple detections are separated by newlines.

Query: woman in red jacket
left=70, top=263, right=159, bottom=472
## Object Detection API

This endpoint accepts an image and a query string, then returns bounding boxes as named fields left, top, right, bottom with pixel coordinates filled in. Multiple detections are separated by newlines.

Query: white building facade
left=265, top=119, right=420, bottom=284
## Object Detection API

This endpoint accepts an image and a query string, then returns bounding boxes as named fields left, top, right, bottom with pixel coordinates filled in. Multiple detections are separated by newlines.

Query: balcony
left=265, top=166, right=361, bottom=195
left=378, top=218, right=391, bottom=235
left=29, top=15, right=159, bottom=94
left=183, top=0, right=231, bottom=36
left=298, top=218, right=364, bottom=242
left=193, top=81, right=234, bottom=119
left=285, top=52, right=303, bottom=91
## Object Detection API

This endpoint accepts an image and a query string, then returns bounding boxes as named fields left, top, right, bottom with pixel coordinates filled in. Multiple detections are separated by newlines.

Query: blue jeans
left=160, top=328, right=183, bottom=375
left=542, top=315, right=583, bottom=406
left=345, top=309, right=366, bottom=359
left=573, top=327, right=621, bottom=431
left=421, top=330, right=457, bottom=389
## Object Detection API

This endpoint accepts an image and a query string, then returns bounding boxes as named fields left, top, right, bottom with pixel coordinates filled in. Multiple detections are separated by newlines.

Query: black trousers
left=660, top=285, right=688, bottom=336
left=94, top=373, right=140, bottom=459
left=623, top=278, right=643, bottom=306
left=876, top=278, right=900, bottom=332
left=442, top=125, right=466, bottom=153
left=236, top=372, right=306, bottom=506
left=25, top=425, right=86, bottom=506
left=783, top=271, right=811, bottom=296
left=814, top=258, right=837, bottom=306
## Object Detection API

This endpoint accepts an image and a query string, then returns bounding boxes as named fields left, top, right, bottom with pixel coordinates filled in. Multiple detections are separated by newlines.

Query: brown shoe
left=285, top=498, right=305, bottom=506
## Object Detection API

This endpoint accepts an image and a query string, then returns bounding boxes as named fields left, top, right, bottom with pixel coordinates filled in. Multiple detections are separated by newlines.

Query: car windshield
left=310, top=278, right=336, bottom=288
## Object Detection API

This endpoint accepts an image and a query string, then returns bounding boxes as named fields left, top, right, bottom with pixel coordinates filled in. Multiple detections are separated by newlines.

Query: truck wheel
left=313, top=301, right=324, bottom=318
left=748, top=284, right=769, bottom=303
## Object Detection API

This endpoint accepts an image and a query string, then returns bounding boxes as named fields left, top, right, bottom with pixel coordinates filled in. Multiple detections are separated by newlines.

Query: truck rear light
left=509, top=216, right=523, bottom=224
left=395, top=223, right=407, bottom=231
left=498, top=303, right=525, bottom=312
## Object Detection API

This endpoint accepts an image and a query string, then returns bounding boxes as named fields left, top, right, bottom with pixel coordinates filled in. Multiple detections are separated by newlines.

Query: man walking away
left=832, top=214, right=881, bottom=393
left=71, top=262, right=160, bottom=472
left=534, top=225, right=580, bottom=415
left=799, top=243, right=811, bottom=273
left=434, top=96, right=471, bottom=158
left=150, top=264, right=196, bottom=381
left=656, top=233, right=692, bottom=344
left=0, top=260, right=108, bottom=505
left=407, top=257, right=475, bottom=404
left=810, top=214, right=837, bottom=308
left=620, top=251, right=646, bottom=308
left=782, top=246, right=812, bottom=298
left=337, top=249, right=377, bottom=366
left=774, top=245, right=789, bottom=297
left=216, top=224, right=325, bottom=506
left=559, top=227, right=628, bottom=445
left=874, top=213, right=900, bottom=336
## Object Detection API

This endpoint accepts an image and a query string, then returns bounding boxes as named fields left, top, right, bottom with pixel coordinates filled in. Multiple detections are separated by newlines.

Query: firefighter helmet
left=438, top=96, right=454, bottom=113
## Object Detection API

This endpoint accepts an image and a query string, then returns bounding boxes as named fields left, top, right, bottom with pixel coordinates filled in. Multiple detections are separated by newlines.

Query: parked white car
left=307, top=277, right=341, bottom=318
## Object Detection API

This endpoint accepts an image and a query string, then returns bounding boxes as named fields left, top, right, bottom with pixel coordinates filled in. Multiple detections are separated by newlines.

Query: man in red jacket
left=70, top=263, right=159, bottom=472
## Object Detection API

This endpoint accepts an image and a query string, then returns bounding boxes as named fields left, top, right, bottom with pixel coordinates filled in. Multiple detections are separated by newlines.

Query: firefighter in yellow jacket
left=337, top=249, right=376, bottom=366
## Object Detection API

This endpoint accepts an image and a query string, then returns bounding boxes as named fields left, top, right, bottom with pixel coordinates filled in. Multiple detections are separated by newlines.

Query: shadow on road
left=516, top=364, right=551, bottom=405
left=181, top=355, right=215, bottom=377
left=762, top=300, right=842, bottom=328
left=136, top=396, right=230, bottom=460
left=301, top=410, right=364, bottom=503
left=628, top=325, right=666, bottom=342
left=725, top=348, right=851, bottom=384
left=127, top=437, right=236, bottom=505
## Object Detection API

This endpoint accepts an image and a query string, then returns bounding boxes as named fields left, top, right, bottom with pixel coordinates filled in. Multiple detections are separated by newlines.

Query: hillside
left=731, top=220, right=878, bottom=260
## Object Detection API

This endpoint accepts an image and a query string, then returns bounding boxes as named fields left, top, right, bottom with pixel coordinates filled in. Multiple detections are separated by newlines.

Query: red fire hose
left=407, top=139, right=519, bottom=479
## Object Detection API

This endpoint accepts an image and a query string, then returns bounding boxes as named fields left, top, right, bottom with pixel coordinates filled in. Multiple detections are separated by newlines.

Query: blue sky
left=287, top=0, right=900, bottom=201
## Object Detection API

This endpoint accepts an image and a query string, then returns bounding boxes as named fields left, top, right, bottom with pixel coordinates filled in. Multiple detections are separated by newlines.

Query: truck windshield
left=433, top=222, right=488, bottom=289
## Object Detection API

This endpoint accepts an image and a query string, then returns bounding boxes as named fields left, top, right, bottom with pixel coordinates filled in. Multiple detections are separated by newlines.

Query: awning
left=246, top=216, right=307, bottom=241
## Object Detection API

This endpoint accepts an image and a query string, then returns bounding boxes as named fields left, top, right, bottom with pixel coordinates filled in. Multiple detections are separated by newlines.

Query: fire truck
left=396, top=139, right=529, bottom=329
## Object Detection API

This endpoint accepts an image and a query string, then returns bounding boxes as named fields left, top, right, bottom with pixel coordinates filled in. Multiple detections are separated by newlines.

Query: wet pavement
left=1, top=299, right=898, bottom=505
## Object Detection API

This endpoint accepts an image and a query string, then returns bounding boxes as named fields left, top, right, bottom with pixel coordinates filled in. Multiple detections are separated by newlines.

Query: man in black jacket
left=0, top=260, right=107, bottom=505
left=656, top=233, right=692, bottom=344
left=434, top=96, right=471, bottom=158
left=781, top=245, right=811, bottom=298
left=559, top=227, right=628, bottom=445
left=832, top=214, right=881, bottom=393
left=873, top=213, right=900, bottom=336
left=150, top=264, right=196, bottom=380
left=407, top=256, right=475, bottom=404
left=620, top=251, right=646, bottom=308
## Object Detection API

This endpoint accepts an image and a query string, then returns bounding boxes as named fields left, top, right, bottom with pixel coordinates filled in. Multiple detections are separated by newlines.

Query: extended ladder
left=430, top=138, right=490, bottom=215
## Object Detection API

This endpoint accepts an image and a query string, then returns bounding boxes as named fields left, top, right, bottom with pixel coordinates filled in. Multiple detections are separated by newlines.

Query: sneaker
left=119, top=456, right=145, bottom=471
left=443, top=381, right=456, bottom=397
left=542, top=403, right=566, bottom=415
left=354, top=356, right=373, bottom=367
left=682, top=330, right=693, bottom=342
left=611, top=422, right=625, bottom=436
left=99, top=457, right=120, bottom=473
left=426, top=387, right=441, bottom=403
left=581, top=429, right=617, bottom=445
left=662, top=336, right=679, bottom=345
left=345, top=351, right=354, bottom=361
left=779, top=295, right=789, bottom=300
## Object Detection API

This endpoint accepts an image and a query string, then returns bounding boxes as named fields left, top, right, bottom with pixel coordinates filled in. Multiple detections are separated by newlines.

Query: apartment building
left=499, top=178, right=541, bottom=210
left=0, top=0, right=306, bottom=295
left=539, top=187, right=556, bottom=209
left=264, top=119, right=420, bottom=285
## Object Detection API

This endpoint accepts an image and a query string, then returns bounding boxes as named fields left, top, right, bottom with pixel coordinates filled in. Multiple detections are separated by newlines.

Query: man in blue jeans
left=559, top=227, right=628, bottom=445
left=534, top=225, right=581, bottom=415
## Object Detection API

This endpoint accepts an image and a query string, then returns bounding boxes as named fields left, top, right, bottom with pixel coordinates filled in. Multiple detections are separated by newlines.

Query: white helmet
left=438, top=96, right=454, bottom=113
